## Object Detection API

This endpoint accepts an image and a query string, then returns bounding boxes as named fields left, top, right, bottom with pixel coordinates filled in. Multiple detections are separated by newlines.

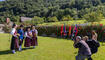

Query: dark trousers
left=19, top=39, right=23, bottom=46
left=88, top=57, right=93, bottom=60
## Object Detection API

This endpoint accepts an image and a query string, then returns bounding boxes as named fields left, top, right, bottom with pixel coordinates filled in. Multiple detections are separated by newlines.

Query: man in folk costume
left=31, top=25, right=38, bottom=48
left=10, top=23, right=20, bottom=54
left=24, top=27, right=32, bottom=48
left=18, top=25, right=24, bottom=51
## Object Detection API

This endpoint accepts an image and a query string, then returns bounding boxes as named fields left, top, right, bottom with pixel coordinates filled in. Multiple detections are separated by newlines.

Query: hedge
left=36, top=25, right=105, bottom=41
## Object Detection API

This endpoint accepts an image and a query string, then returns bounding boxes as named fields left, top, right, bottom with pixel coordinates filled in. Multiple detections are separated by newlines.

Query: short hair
left=83, top=36, right=89, bottom=40
left=76, top=36, right=81, bottom=40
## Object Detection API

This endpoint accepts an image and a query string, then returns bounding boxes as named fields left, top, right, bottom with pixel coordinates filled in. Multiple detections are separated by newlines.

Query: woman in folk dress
left=31, top=25, right=38, bottom=48
left=24, top=27, right=32, bottom=48
left=10, top=23, right=20, bottom=54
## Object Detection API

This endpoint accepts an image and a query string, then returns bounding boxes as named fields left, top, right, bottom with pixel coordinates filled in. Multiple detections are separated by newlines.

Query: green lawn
left=0, top=34, right=105, bottom=60
left=38, top=19, right=105, bottom=26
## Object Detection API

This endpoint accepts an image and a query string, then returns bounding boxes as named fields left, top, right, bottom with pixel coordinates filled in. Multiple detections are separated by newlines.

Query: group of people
left=74, top=30, right=100, bottom=60
left=10, top=23, right=38, bottom=54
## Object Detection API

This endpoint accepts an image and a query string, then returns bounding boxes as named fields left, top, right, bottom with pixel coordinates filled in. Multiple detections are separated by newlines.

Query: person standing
left=18, top=25, right=24, bottom=51
left=24, top=27, right=32, bottom=48
left=74, top=36, right=91, bottom=60
left=10, top=23, right=20, bottom=54
left=31, top=25, right=38, bottom=48
left=86, top=30, right=100, bottom=60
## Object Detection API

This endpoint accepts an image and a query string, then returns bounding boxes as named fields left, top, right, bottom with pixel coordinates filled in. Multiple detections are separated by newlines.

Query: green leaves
left=0, top=0, right=105, bottom=23
left=84, top=11, right=104, bottom=22
left=47, top=16, right=58, bottom=22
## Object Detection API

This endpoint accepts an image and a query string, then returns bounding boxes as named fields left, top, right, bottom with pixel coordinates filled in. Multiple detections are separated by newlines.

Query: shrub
left=31, top=16, right=44, bottom=25
left=83, top=11, right=103, bottom=23
left=62, top=15, right=73, bottom=21
left=24, top=16, right=44, bottom=25
left=47, top=16, right=58, bottom=22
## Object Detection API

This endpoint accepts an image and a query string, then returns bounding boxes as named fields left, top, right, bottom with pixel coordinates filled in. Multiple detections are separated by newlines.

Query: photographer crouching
left=73, top=36, right=92, bottom=60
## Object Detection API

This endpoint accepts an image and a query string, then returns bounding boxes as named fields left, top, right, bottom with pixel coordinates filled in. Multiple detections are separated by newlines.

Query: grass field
left=38, top=19, right=105, bottom=26
left=0, top=34, right=105, bottom=60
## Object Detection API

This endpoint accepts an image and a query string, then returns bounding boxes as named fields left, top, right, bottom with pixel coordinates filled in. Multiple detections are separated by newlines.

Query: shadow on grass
left=22, top=47, right=34, bottom=50
left=0, top=50, right=12, bottom=55
left=0, top=47, right=34, bottom=55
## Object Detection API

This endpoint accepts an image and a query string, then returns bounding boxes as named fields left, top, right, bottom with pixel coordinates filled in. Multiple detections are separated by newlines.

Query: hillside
left=0, top=0, right=105, bottom=23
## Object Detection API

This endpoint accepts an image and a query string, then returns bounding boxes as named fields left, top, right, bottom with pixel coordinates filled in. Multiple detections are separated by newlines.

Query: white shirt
left=31, top=29, right=38, bottom=36
left=10, top=28, right=16, bottom=36
left=25, top=31, right=32, bottom=38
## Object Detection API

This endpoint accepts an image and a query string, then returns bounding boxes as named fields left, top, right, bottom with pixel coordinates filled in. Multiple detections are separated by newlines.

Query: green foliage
left=47, top=16, right=58, bottom=22
left=62, top=15, right=73, bottom=21
left=0, top=0, right=105, bottom=23
left=84, top=11, right=104, bottom=22
left=31, top=16, right=44, bottom=25
left=10, top=16, right=20, bottom=22
left=0, top=16, right=5, bottom=23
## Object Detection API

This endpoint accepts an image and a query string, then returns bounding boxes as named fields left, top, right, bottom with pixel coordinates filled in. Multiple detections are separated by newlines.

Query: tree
left=47, top=16, right=58, bottom=22
left=0, top=0, right=105, bottom=23
left=62, top=15, right=73, bottom=21
left=83, top=11, right=103, bottom=23
left=10, top=16, right=20, bottom=22
left=31, top=16, right=44, bottom=25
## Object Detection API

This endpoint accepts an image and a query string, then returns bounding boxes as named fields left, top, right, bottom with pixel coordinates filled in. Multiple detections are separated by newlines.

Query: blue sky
left=0, top=0, right=5, bottom=1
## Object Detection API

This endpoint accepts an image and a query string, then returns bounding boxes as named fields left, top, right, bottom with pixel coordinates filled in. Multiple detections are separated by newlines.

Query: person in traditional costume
left=24, top=27, right=32, bottom=48
left=31, top=25, right=38, bottom=48
left=10, top=23, right=20, bottom=54
left=18, top=25, right=24, bottom=51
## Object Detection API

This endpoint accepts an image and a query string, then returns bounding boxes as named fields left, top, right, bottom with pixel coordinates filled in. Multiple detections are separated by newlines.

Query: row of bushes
left=35, top=25, right=105, bottom=41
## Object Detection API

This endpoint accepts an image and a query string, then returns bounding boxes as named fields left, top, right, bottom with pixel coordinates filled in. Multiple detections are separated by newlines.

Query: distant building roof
left=21, top=17, right=32, bottom=22
left=0, top=24, right=5, bottom=27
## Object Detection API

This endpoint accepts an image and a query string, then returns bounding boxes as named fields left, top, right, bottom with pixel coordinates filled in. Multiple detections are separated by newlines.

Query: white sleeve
left=25, top=32, right=27, bottom=37
left=10, top=28, right=15, bottom=36
left=36, top=30, right=38, bottom=35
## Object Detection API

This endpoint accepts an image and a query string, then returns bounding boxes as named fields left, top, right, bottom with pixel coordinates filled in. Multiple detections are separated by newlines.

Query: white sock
left=33, top=46, right=35, bottom=48
left=12, top=50, right=16, bottom=54
left=19, top=46, right=22, bottom=51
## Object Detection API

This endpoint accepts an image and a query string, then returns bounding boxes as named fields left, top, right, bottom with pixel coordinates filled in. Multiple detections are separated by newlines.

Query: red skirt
left=31, top=37, right=38, bottom=46
left=24, top=37, right=31, bottom=47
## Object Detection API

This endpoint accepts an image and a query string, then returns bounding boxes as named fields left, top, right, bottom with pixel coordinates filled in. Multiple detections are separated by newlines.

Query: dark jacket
left=86, top=40, right=100, bottom=54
